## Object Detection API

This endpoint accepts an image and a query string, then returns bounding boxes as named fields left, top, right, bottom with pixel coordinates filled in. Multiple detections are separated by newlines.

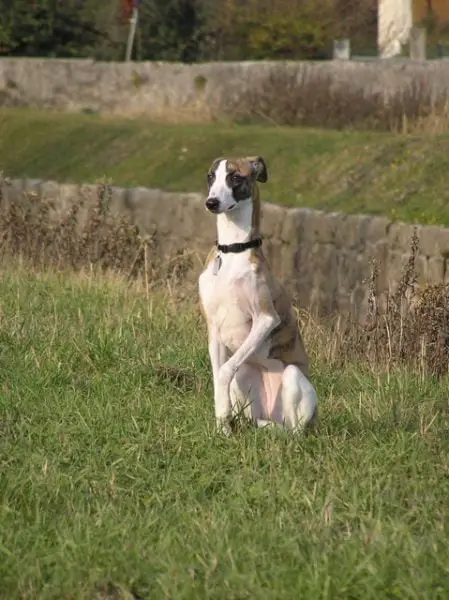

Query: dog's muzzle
left=205, top=197, right=220, bottom=213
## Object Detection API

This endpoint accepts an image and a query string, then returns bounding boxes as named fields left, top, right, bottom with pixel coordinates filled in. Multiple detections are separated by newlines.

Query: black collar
left=216, top=238, right=262, bottom=254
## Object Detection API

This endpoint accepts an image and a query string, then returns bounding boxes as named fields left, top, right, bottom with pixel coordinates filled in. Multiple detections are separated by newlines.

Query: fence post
left=333, top=39, right=351, bottom=60
left=409, top=26, right=427, bottom=60
left=125, top=5, right=140, bottom=62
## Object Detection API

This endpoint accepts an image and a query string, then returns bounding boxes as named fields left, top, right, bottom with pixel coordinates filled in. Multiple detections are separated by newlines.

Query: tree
left=0, top=0, right=118, bottom=58
left=135, top=0, right=207, bottom=62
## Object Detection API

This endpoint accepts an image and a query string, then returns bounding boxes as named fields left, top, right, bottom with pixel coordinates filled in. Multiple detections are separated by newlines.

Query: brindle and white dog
left=198, top=155, right=318, bottom=436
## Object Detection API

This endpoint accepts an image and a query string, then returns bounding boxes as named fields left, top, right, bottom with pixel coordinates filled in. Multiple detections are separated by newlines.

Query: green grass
left=1, top=266, right=449, bottom=599
left=1, top=108, right=449, bottom=225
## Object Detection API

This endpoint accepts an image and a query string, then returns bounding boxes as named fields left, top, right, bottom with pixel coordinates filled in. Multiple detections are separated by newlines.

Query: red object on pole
left=123, top=0, right=134, bottom=20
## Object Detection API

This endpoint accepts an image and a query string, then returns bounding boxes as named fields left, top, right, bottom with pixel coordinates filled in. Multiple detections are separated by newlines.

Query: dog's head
left=205, top=156, right=268, bottom=214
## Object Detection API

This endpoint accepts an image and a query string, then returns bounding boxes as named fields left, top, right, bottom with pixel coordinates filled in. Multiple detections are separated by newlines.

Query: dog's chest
left=200, top=253, right=251, bottom=310
left=199, top=253, right=255, bottom=340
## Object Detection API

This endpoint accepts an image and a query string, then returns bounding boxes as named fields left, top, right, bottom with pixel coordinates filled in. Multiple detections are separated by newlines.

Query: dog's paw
left=216, top=417, right=233, bottom=437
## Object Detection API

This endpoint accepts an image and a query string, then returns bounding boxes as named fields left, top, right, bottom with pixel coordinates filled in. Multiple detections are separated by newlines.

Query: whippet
left=198, top=156, right=318, bottom=436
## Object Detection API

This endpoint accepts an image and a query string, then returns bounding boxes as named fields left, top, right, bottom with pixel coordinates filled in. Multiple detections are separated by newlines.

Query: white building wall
left=378, top=0, right=413, bottom=58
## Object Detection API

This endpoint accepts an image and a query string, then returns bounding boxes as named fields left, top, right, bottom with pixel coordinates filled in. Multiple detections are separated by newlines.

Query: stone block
left=59, top=184, right=81, bottom=217
left=38, top=181, right=63, bottom=223
left=444, top=261, right=449, bottom=284
left=299, top=209, right=326, bottom=244
left=386, top=250, right=408, bottom=287
left=260, top=202, right=286, bottom=239
left=2, top=178, right=24, bottom=206
left=79, top=183, right=98, bottom=207
left=370, top=239, right=389, bottom=266
left=329, top=213, right=348, bottom=249
left=313, top=211, right=341, bottom=245
left=108, top=186, right=128, bottom=217
left=309, top=243, right=338, bottom=296
left=280, top=208, right=310, bottom=244
left=155, top=191, right=184, bottom=236
left=414, top=255, right=428, bottom=285
left=387, top=222, right=416, bottom=252
left=40, top=180, right=60, bottom=203
left=74, top=184, right=101, bottom=231
left=350, top=284, right=369, bottom=322
left=337, top=250, right=367, bottom=291
left=365, top=216, right=390, bottom=245
left=23, top=178, right=42, bottom=197
left=335, top=214, right=371, bottom=250
left=126, top=187, right=162, bottom=234
left=279, top=244, right=297, bottom=281
left=268, top=240, right=283, bottom=276
left=419, top=225, right=449, bottom=257
left=181, top=193, right=211, bottom=242
left=427, top=256, right=445, bottom=284
left=367, top=240, right=389, bottom=293
left=412, top=255, right=444, bottom=286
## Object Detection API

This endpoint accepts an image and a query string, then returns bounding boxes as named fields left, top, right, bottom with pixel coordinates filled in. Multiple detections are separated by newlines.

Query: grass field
left=1, top=108, right=449, bottom=226
left=1, top=266, right=449, bottom=599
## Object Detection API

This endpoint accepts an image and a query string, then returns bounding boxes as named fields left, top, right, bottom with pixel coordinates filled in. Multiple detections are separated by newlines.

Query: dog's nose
left=205, top=197, right=220, bottom=212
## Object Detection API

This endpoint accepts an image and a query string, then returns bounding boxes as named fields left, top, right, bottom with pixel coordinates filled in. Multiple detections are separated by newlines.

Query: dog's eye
left=231, top=174, right=243, bottom=186
left=207, top=172, right=214, bottom=185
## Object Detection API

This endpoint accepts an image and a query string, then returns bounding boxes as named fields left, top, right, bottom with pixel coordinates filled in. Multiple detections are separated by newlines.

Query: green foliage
left=239, top=15, right=331, bottom=60
left=0, top=0, right=110, bottom=58
left=136, top=0, right=207, bottom=62
left=218, top=0, right=334, bottom=60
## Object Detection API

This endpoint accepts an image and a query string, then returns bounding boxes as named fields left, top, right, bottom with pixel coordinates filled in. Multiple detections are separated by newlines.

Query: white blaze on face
left=209, top=160, right=237, bottom=213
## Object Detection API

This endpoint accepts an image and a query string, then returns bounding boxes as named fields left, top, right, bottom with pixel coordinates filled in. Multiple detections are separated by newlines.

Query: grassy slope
left=1, top=267, right=448, bottom=599
left=1, top=108, right=449, bottom=226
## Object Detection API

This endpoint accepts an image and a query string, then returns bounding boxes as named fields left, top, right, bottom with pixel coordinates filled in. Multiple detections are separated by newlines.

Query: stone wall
left=1, top=57, right=449, bottom=120
left=4, top=177, right=449, bottom=320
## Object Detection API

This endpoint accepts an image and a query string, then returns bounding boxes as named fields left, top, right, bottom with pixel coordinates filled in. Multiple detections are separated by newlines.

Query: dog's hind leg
left=281, top=365, right=318, bottom=434
left=230, top=366, right=280, bottom=430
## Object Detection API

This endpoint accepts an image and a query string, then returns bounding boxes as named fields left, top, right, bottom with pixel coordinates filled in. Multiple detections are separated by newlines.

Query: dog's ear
left=248, top=156, right=268, bottom=183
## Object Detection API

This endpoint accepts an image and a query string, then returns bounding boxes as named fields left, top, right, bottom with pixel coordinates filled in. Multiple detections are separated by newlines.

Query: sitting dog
left=198, top=156, right=318, bottom=436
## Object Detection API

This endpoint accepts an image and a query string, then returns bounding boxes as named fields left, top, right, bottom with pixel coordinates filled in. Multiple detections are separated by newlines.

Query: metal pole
left=125, top=5, right=139, bottom=62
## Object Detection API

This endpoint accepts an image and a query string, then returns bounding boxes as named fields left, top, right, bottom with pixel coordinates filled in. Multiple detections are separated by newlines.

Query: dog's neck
left=215, top=187, right=261, bottom=246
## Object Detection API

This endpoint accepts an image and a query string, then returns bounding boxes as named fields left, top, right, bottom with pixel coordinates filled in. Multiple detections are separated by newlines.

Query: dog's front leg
left=217, top=312, right=280, bottom=424
left=208, top=327, right=232, bottom=435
